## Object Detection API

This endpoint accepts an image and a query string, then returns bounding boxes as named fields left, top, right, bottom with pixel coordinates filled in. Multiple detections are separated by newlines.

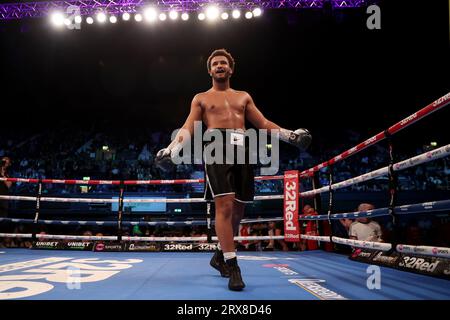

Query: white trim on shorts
left=234, top=198, right=254, bottom=204
left=203, top=151, right=252, bottom=203
left=204, top=161, right=216, bottom=199
left=213, top=192, right=236, bottom=198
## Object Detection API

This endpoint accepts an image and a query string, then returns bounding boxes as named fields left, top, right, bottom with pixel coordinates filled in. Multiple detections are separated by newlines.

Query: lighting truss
left=0, top=1, right=376, bottom=20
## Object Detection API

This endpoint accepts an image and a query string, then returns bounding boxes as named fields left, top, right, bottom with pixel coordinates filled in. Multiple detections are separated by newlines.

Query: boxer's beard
left=213, top=73, right=229, bottom=82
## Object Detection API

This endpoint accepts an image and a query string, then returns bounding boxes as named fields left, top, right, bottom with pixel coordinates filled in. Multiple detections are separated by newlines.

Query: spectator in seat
left=349, top=203, right=383, bottom=242
left=265, top=221, right=289, bottom=251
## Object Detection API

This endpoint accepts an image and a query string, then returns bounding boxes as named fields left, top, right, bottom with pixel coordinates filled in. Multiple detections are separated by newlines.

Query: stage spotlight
left=181, top=13, right=189, bottom=21
left=122, top=12, right=130, bottom=21
left=159, top=13, right=167, bottom=21
left=169, top=10, right=178, bottom=20
left=51, top=12, right=65, bottom=27
left=74, top=15, right=82, bottom=24
left=252, top=8, right=262, bottom=17
left=245, top=11, right=253, bottom=19
left=144, top=7, right=157, bottom=22
left=109, top=16, right=117, bottom=23
left=97, top=12, right=107, bottom=23
left=221, top=12, right=229, bottom=20
left=198, top=13, right=206, bottom=21
left=64, top=18, right=71, bottom=26
left=206, top=5, right=219, bottom=20
left=135, top=13, right=143, bottom=22
left=86, top=17, right=94, bottom=24
left=232, top=9, right=241, bottom=19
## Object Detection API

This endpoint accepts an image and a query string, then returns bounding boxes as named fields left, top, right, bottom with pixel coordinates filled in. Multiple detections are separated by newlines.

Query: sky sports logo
left=289, top=279, right=346, bottom=300
left=262, top=264, right=298, bottom=276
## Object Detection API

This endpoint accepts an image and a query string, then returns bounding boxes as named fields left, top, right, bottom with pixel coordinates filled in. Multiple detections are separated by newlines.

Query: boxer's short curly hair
left=207, top=49, right=235, bottom=73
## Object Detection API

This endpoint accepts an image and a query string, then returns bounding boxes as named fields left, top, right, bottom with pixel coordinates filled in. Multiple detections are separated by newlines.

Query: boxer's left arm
left=244, top=92, right=311, bottom=151
left=244, top=92, right=280, bottom=131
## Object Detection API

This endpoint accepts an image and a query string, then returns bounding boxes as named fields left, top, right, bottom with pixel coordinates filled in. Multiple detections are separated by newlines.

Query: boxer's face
left=209, top=55, right=232, bottom=81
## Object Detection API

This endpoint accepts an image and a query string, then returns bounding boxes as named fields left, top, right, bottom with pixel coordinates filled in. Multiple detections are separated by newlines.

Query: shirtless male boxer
left=155, top=49, right=311, bottom=291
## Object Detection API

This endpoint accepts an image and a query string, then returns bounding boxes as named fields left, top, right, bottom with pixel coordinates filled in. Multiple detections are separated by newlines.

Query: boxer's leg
left=205, top=161, right=234, bottom=278
left=214, top=194, right=236, bottom=254
left=232, top=200, right=246, bottom=236
left=215, top=194, right=245, bottom=291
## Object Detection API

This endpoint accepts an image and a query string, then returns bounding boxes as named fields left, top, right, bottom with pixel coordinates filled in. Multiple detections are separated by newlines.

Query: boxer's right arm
left=167, top=93, right=202, bottom=151
left=0, top=170, right=12, bottom=188
left=155, top=95, right=202, bottom=169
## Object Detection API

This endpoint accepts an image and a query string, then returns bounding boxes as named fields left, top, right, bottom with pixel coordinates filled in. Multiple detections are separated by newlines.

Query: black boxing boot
left=225, top=257, right=245, bottom=291
left=210, top=249, right=230, bottom=278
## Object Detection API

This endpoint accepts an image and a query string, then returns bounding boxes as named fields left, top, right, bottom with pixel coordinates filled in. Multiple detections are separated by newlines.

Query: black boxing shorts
left=203, top=129, right=254, bottom=203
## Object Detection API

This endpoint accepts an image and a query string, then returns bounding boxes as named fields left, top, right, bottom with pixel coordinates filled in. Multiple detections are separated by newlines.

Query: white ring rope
left=301, top=144, right=450, bottom=197
left=0, top=233, right=285, bottom=242
left=0, top=195, right=285, bottom=203
left=39, top=234, right=118, bottom=241
left=396, top=244, right=450, bottom=259
left=300, top=235, right=331, bottom=242
left=331, top=236, right=392, bottom=251
left=0, top=233, right=33, bottom=238
left=1, top=232, right=448, bottom=258
left=241, top=217, right=284, bottom=223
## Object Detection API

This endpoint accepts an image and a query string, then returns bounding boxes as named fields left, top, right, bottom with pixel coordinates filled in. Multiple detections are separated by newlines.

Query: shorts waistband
left=205, top=128, right=246, bottom=134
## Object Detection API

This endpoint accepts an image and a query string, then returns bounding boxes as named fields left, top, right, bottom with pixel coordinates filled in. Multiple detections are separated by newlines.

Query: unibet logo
left=67, top=242, right=90, bottom=248
left=36, top=242, right=58, bottom=247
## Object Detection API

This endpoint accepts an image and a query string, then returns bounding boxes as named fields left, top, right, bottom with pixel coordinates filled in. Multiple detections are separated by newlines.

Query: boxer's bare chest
left=200, top=90, right=247, bottom=129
